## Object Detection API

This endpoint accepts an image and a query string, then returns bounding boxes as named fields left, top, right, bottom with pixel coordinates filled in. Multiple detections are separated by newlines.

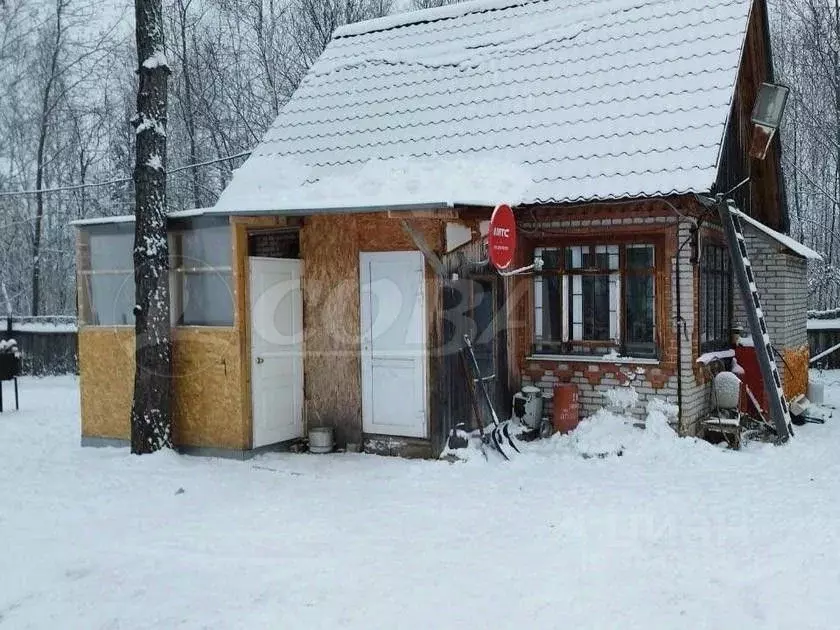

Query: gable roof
left=214, top=0, right=754, bottom=215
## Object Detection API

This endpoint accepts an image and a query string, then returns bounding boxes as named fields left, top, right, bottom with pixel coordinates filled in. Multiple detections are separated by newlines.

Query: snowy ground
left=2, top=375, right=840, bottom=629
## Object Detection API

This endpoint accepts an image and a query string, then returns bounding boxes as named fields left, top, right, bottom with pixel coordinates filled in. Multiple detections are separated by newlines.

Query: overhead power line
left=0, top=150, right=252, bottom=198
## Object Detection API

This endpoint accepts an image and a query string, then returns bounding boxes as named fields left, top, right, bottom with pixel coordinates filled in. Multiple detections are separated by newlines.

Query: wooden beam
left=387, top=209, right=458, bottom=220
left=399, top=219, right=447, bottom=278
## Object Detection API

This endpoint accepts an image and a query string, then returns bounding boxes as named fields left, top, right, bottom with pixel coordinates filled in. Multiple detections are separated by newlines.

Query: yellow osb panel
left=79, top=327, right=246, bottom=449
left=300, top=214, right=362, bottom=444
left=79, top=327, right=134, bottom=440
left=171, top=328, right=245, bottom=449
left=783, top=345, right=809, bottom=400
left=299, top=213, right=444, bottom=445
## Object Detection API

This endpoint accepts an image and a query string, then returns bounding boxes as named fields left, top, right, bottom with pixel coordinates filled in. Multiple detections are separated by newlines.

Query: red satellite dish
left=488, top=203, right=516, bottom=270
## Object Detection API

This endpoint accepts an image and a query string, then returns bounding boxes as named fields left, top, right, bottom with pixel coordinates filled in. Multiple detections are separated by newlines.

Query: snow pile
left=0, top=338, right=21, bottom=357
left=142, top=50, right=169, bottom=70
left=602, top=385, right=638, bottom=411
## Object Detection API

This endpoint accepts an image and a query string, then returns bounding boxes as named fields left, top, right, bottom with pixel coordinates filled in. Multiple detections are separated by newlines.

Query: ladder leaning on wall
left=716, top=196, right=793, bottom=442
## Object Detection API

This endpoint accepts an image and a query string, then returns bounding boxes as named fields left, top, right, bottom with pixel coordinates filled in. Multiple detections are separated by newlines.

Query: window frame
left=532, top=235, right=663, bottom=359
left=77, top=224, right=137, bottom=327
left=168, top=218, right=235, bottom=328
left=78, top=217, right=236, bottom=329
left=699, top=241, right=733, bottom=353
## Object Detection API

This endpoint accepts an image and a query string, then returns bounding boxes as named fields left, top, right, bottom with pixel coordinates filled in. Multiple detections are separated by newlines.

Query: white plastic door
left=359, top=251, right=427, bottom=438
left=249, top=257, right=303, bottom=447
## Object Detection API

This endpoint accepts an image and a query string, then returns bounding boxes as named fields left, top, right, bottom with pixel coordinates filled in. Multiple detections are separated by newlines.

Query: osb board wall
left=79, top=327, right=247, bottom=449
left=299, top=213, right=443, bottom=446
left=171, top=327, right=245, bottom=449
left=79, top=327, right=134, bottom=440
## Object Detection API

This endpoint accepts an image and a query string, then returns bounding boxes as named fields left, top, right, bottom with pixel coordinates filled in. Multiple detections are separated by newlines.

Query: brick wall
left=732, top=229, right=809, bottom=350
left=248, top=230, right=300, bottom=258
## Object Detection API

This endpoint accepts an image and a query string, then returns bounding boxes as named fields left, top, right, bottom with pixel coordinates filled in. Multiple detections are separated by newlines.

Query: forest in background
left=0, top=0, right=838, bottom=315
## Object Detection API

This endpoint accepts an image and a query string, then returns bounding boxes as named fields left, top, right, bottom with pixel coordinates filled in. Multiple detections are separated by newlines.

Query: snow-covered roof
left=70, top=208, right=212, bottom=227
left=807, top=319, right=840, bottom=331
left=734, top=209, right=823, bottom=260
left=214, top=0, right=754, bottom=214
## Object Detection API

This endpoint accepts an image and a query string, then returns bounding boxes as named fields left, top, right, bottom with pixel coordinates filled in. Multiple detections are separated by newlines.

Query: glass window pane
left=566, top=246, right=584, bottom=270
left=542, top=275, right=564, bottom=342
left=175, top=225, right=232, bottom=269
left=176, top=271, right=234, bottom=326
left=86, top=274, right=135, bottom=325
left=88, top=229, right=134, bottom=272
left=627, top=244, right=654, bottom=270
left=541, top=248, right=563, bottom=271
left=626, top=275, right=655, bottom=344
left=582, top=275, right=610, bottom=340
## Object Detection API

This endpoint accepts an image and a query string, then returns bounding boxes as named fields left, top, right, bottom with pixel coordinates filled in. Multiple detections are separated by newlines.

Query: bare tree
left=131, top=0, right=173, bottom=454
left=410, top=0, right=461, bottom=9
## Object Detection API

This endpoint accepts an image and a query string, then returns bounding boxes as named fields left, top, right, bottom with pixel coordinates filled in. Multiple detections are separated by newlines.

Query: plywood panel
left=300, top=214, right=362, bottom=447
left=171, top=327, right=245, bottom=449
left=79, top=327, right=134, bottom=440
left=300, top=213, right=445, bottom=448
left=79, top=326, right=247, bottom=449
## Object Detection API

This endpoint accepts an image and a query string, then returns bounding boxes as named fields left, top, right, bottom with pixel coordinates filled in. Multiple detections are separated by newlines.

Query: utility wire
left=0, top=150, right=252, bottom=198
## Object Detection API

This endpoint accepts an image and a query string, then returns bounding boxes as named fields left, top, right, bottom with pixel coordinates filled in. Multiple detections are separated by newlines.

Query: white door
left=249, top=257, right=303, bottom=448
left=360, top=251, right=427, bottom=438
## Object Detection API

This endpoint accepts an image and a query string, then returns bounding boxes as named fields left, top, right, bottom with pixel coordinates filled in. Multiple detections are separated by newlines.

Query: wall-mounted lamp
left=749, top=82, right=790, bottom=160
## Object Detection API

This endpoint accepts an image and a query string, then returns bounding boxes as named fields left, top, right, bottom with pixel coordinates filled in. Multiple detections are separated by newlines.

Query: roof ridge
left=311, top=13, right=736, bottom=88
left=334, top=0, right=548, bottom=40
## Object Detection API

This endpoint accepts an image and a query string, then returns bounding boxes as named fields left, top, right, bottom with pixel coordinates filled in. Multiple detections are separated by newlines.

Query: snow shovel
left=443, top=349, right=488, bottom=457
left=462, top=334, right=520, bottom=459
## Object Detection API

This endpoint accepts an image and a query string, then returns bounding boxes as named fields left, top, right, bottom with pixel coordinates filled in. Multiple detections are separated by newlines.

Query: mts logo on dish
left=493, top=227, right=511, bottom=237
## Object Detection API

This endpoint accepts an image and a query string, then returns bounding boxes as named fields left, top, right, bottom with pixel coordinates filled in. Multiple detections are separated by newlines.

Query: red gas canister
left=735, top=345, right=767, bottom=414
left=553, top=383, right=580, bottom=434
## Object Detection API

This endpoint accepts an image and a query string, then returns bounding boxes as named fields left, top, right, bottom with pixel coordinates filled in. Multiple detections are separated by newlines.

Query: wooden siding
left=716, top=0, right=787, bottom=231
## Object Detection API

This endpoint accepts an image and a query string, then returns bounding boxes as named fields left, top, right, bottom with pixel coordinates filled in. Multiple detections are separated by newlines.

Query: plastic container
left=512, top=386, right=544, bottom=429
left=553, top=383, right=580, bottom=434
left=808, top=381, right=825, bottom=405
left=308, top=427, right=334, bottom=454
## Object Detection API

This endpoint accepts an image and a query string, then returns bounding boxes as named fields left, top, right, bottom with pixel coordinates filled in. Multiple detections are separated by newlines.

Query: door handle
left=256, top=357, right=264, bottom=364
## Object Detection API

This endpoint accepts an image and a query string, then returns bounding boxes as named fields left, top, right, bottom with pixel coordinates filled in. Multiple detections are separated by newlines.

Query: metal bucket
left=308, top=427, right=334, bottom=454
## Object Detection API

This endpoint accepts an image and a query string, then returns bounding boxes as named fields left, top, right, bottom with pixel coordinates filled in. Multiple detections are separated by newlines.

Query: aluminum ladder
left=717, top=198, right=792, bottom=442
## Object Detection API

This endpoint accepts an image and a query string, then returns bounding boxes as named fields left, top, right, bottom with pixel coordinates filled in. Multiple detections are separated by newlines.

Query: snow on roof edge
left=734, top=209, right=822, bottom=261
left=70, top=207, right=213, bottom=227
left=334, top=0, right=536, bottom=39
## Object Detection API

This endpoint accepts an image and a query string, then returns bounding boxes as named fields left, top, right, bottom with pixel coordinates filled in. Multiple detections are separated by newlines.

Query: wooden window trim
left=532, top=233, right=665, bottom=358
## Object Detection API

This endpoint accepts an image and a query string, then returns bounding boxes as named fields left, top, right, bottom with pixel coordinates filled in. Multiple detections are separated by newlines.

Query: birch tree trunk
left=131, top=0, right=172, bottom=454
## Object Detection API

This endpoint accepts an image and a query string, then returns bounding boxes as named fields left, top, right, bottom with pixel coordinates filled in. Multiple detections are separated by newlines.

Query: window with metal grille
left=700, top=243, right=732, bottom=352
left=533, top=243, right=657, bottom=358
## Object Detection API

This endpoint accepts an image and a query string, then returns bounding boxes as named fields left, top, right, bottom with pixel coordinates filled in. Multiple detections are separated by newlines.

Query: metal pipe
left=810, top=341, right=840, bottom=365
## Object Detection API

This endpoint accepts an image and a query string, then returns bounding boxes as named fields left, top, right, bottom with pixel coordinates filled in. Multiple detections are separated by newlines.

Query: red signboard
left=488, top=203, right=516, bottom=270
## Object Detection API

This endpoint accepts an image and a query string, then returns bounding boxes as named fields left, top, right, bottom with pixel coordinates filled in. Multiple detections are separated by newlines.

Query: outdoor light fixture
left=749, top=82, right=790, bottom=160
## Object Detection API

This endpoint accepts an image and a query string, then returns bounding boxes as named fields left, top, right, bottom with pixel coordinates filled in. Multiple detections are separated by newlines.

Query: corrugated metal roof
left=214, top=0, right=753, bottom=214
